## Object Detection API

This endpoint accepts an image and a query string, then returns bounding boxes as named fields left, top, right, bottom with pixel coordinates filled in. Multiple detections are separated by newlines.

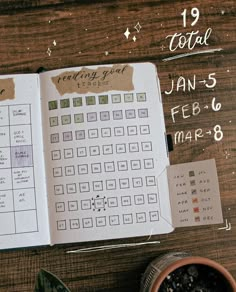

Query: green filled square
left=74, top=113, right=84, bottom=123
left=60, top=99, right=70, bottom=108
left=73, top=97, right=83, bottom=107
left=99, top=95, right=108, bottom=105
left=61, top=115, right=71, bottom=125
left=86, top=96, right=96, bottom=105
left=48, top=100, right=58, bottom=110
left=49, top=116, right=58, bottom=127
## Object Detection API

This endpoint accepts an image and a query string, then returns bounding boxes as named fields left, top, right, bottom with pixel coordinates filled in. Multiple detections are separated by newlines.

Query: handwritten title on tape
left=51, top=64, right=134, bottom=95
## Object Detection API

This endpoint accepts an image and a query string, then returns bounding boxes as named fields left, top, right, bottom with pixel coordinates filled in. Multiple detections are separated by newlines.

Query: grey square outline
left=78, top=164, right=88, bottom=175
left=75, top=130, right=85, bottom=140
left=53, top=167, right=62, bottom=177
left=96, top=216, right=106, bottom=227
left=63, top=131, right=73, bottom=141
left=102, top=144, right=113, bottom=155
left=65, top=165, right=75, bottom=176
left=55, top=202, right=65, bottom=212
left=132, top=177, right=143, bottom=188
left=104, top=161, right=115, bottom=172
left=116, top=143, right=126, bottom=154
left=68, top=201, right=78, bottom=211
left=66, top=183, right=77, bottom=194
left=140, top=125, right=150, bottom=135
left=130, top=160, right=141, bottom=170
left=121, top=196, right=131, bottom=206
left=123, top=213, right=133, bottom=224
left=64, top=148, right=73, bottom=159
left=70, top=219, right=80, bottom=229
left=81, top=199, right=91, bottom=210
left=141, top=141, right=152, bottom=151
left=127, top=126, right=138, bottom=136
left=79, top=182, right=90, bottom=193
left=51, top=150, right=61, bottom=160
left=136, top=212, right=147, bottom=223
left=125, top=109, right=136, bottom=119
left=106, top=179, right=116, bottom=190
left=149, top=211, right=159, bottom=222
left=88, top=128, right=99, bottom=139
left=91, top=163, right=102, bottom=173
left=54, top=184, right=64, bottom=195
left=134, top=194, right=145, bottom=205
left=57, top=220, right=66, bottom=230
left=117, top=160, right=128, bottom=171
left=109, top=215, right=120, bottom=226
left=82, top=217, right=93, bottom=228
left=119, top=178, right=130, bottom=189
left=92, top=181, right=103, bottom=191
left=77, top=147, right=87, bottom=157
left=89, top=145, right=100, bottom=156
left=107, top=197, right=118, bottom=208
left=147, top=193, right=158, bottom=204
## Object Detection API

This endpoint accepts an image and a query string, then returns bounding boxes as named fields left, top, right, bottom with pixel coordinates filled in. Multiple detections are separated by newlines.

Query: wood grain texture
left=0, top=0, right=235, bottom=291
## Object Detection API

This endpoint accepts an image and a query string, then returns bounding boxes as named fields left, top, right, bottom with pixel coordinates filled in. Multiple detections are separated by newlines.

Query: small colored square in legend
left=192, top=198, right=198, bottom=204
left=189, top=170, right=195, bottom=177
left=193, top=207, right=200, bottom=213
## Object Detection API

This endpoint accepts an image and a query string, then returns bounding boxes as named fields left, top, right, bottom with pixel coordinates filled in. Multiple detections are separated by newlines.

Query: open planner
left=0, top=63, right=223, bottom=249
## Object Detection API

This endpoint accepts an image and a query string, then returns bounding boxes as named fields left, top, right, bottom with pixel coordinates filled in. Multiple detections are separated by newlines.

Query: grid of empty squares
left=49, top=109, right=149, bottom=127
left=52, top=158, right=154, bottom=178
left=54, top=176, right=157, bottom=198
left=52, top=138, right=152, bottom=160
left=50, top=125, right=150, bottom=144
left=56, top=209, right=159, bottom=230
left=56, top=193, right=158, bottom=211
left=50, top=92, right=159, bottom=231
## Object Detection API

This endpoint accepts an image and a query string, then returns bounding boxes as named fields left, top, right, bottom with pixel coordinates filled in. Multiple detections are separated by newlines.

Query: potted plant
left=140, top=252, right=236, bottom=292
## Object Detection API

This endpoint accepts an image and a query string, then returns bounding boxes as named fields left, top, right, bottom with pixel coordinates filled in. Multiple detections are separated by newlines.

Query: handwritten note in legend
left=168, top=159, right=223, bottom=227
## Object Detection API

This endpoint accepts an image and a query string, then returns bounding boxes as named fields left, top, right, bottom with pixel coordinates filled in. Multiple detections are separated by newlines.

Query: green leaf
left=34, top=269, right=71, bottom=292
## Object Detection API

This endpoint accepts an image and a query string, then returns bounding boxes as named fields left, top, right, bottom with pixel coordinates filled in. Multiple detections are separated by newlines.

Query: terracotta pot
left=140, top=252, right=236, bottom=292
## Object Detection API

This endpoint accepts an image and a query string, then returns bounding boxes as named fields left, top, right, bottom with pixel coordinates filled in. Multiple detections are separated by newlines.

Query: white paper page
left=167, top=159, right=223, bottom=227
left=0, top=74, right=50, bottom=250
left=40, top=63, right=173, bottom=245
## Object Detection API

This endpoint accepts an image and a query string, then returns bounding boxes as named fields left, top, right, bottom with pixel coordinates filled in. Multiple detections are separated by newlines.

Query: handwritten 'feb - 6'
left=166, top=27, right=212, bottom=52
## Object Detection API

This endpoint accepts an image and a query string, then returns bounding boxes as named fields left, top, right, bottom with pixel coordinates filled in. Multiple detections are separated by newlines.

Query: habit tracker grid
left=40, top=63, right=173, bottom=245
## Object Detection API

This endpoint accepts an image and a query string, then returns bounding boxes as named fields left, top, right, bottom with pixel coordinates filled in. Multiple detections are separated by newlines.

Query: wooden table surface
left=0, top=0, right=235, bottom=291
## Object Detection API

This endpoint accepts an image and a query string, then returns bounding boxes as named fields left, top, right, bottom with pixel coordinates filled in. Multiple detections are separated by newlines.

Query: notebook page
left=40, top=63, right=173, bottom=244
left=0, top=74, right=50, bottom=249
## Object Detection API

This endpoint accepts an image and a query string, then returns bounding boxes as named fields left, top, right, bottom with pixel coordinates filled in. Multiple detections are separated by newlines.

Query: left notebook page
left=0, top=74, right=50, bottom=249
